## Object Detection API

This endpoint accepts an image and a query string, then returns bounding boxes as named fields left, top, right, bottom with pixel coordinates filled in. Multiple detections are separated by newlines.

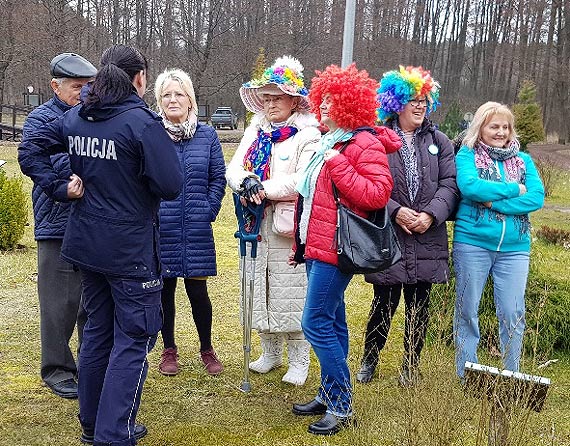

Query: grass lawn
left=1, top=142, right=569, bottom=446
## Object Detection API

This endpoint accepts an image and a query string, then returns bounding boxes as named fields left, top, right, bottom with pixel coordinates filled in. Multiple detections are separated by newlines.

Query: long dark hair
left=84, top=45, right=148, bottom=107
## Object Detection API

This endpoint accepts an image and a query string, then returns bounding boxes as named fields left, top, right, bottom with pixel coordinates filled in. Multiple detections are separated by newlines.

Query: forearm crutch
left=233, top=193, right=264, bottom=393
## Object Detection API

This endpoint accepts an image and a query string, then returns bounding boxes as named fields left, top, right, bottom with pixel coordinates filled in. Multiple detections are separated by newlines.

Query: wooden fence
left=0, top=104, right=32, bottom=141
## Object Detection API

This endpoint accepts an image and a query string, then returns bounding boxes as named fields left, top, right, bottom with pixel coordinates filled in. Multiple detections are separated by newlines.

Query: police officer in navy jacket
left=22, top=52, right=96, bottom=400
left=19, top=45, right=183, bottom=446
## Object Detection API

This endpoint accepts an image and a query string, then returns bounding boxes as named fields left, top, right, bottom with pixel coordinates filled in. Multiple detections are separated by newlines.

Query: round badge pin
left=428, top=144, right=439, bottom=155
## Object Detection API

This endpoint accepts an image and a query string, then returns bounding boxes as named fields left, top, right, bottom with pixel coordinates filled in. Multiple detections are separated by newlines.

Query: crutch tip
left=240, top=382, right=252, bottom=393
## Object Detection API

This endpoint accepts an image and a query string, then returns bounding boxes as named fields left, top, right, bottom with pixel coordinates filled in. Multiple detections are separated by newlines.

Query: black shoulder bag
left=331, top=130, right=401, bottom=274
left=332, top=183, right=401, bottom=274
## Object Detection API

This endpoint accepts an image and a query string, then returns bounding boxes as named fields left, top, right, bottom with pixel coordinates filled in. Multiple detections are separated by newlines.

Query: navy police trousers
left=78, top=268, right=162, bottom=446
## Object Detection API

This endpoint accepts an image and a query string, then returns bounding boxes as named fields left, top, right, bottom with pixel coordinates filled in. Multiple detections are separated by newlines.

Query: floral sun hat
left=240, top=55, right=310, bottom=114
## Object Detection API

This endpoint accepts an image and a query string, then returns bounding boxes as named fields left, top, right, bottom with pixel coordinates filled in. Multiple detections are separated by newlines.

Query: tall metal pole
left=341, top=0, right=356, bottom=68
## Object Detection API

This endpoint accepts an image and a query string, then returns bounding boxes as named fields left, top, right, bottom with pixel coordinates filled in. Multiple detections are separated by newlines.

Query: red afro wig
left=309, top=63, right=380, bottom=130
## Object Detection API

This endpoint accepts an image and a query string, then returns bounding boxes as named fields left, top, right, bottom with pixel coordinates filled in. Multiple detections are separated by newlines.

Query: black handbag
left=332, top=183, right=402, bottom=274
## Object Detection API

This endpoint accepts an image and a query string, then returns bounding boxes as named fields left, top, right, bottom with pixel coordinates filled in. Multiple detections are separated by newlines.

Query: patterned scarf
left=243, top=126, right=299, bottom=180
left=393, top=122, right=420, bottom=203
left=474, top=139, right=530, bottom=237
left=162, top=113, right=198, bottom=141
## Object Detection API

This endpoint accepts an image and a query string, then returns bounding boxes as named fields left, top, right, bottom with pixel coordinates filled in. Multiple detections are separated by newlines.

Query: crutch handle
left=233, top=193, right=265, bottom=258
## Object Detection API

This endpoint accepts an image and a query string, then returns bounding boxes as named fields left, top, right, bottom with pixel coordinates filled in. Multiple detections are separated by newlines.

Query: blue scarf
left=296, top=128, right=353, bottom=197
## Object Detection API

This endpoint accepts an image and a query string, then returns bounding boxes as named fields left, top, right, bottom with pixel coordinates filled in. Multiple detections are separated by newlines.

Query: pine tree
left=440, top=102, right=463, bottom=139
left=513, top=81, right=545, bottom=151
left=245, top=48, right=266, bottom=128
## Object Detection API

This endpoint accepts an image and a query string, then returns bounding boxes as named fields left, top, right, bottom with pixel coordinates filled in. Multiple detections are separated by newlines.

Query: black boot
left=292, top=399, right=327, bottom=416
left=80, top=423, right=147, bottom=444
left=356, top=347, right=378, bottom=383
left=307, top=413, right=356, bottom=435
left=398, top=358, right=422, bottom=388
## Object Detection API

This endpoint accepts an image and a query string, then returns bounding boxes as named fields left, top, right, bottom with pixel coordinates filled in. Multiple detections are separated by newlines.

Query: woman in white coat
left=226, top=56, right=320, bottom=385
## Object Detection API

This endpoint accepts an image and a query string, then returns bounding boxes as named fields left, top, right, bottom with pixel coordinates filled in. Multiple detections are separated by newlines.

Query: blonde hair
left=154, top=68, right=198, bottom=117
left=463, top=101, right=517, bottom=149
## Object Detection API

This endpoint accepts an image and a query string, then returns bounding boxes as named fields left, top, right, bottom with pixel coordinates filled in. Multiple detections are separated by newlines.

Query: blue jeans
left=453, top=242, right=528, bottom=378
left=302, top=259, right=353, bottom=417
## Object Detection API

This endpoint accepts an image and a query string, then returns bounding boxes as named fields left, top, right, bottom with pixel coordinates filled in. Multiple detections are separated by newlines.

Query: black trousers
left=160, top=277, right=213, bottom=352
left=363, top=282, right=432, bottom=369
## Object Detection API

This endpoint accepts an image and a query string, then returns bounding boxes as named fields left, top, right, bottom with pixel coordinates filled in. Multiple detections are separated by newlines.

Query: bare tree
left=0, top=0, right=567, bottom=138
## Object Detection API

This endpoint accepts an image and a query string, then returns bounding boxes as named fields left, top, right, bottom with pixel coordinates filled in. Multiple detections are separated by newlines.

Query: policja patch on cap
left=50, top=53, right=97, bottom=78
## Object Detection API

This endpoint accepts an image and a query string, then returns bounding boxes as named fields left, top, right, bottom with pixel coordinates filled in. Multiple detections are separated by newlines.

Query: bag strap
left=330, top=129, right=388, bottom=223
left=330, top=126, right=376, bottom=199
left=330, top=137, right=353, bottom=204
left=285, top=137, right=304, bottom=175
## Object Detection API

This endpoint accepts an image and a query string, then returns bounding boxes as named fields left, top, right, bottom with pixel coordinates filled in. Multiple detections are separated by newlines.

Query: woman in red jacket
left=290, top=64, right=401, bottom=435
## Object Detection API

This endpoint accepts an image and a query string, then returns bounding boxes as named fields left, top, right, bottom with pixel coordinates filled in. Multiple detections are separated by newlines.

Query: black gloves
left=239, top=177, right=264, bottom=202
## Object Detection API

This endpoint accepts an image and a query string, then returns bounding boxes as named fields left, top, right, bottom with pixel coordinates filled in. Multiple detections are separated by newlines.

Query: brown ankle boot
left=201, top=347, right=223, bottom=376
left=159, top=347, right=179, bottom=376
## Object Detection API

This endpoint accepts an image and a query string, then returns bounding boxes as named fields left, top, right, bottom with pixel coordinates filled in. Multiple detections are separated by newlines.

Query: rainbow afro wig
left=377, top=65, right=440, bottom=123
left=308, top=63, right=379, bottom=130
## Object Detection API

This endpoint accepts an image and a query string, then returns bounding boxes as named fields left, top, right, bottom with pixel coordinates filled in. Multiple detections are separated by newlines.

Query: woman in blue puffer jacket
left=154, top=69, right=227, bottom=376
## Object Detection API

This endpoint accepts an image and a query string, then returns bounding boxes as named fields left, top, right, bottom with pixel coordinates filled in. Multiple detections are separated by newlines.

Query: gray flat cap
left=50, top=53, right=97, bottom=78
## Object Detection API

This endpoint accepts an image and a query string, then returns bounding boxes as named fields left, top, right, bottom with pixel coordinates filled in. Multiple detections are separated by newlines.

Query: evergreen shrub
left=439, top=102, right=463, bottom=140
left=513, top=81, right=545, bottom=151
left=0, top=169, right=28, bottom=250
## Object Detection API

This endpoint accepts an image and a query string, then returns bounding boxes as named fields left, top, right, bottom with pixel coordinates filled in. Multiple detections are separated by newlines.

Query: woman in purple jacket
left=154, top=69, right=226, bottom=376
left=357, top=66, right=459, bottom=386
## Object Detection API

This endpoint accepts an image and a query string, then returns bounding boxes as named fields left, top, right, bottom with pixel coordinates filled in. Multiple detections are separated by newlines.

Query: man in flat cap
left=22, top=52, right=96, bottom=399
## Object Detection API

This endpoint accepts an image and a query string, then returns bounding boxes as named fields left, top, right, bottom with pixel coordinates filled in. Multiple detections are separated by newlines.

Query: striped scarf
left=243, top=126, right=298, bottom=180
left=161, top=112, right=198, bottom=141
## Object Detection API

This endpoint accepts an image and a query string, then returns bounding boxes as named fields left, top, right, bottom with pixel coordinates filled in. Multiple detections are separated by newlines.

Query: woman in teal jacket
left=453, top=101, right=544, bottom=378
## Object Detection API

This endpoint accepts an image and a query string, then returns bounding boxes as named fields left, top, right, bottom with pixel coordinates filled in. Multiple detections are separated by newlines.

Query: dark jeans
left=37, top=239, right=86, bottom=385
left=160, top=277, right=213, bottom=352
left=363, top=282, right=432, bottom=370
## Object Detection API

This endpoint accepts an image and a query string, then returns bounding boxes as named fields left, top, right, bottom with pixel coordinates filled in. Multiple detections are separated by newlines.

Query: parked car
left=211, top=107, right=238, bottom=130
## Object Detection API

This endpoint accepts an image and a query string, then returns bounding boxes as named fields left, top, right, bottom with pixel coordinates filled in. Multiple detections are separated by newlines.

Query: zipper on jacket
left=495, top=160, right=504, bottom=251
left=496, top=219, right=506, bottom=251
left=333, top=206, right=341, bottom=252
left=181, top=147, right=187, bottom=274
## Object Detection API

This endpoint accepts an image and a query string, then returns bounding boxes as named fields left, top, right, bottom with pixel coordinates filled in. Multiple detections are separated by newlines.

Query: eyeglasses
left=161, top=92, right=188, bottom=101
left=263, top=95, right=288, bottom=105
left=409, top=98, right=428, bottom=108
